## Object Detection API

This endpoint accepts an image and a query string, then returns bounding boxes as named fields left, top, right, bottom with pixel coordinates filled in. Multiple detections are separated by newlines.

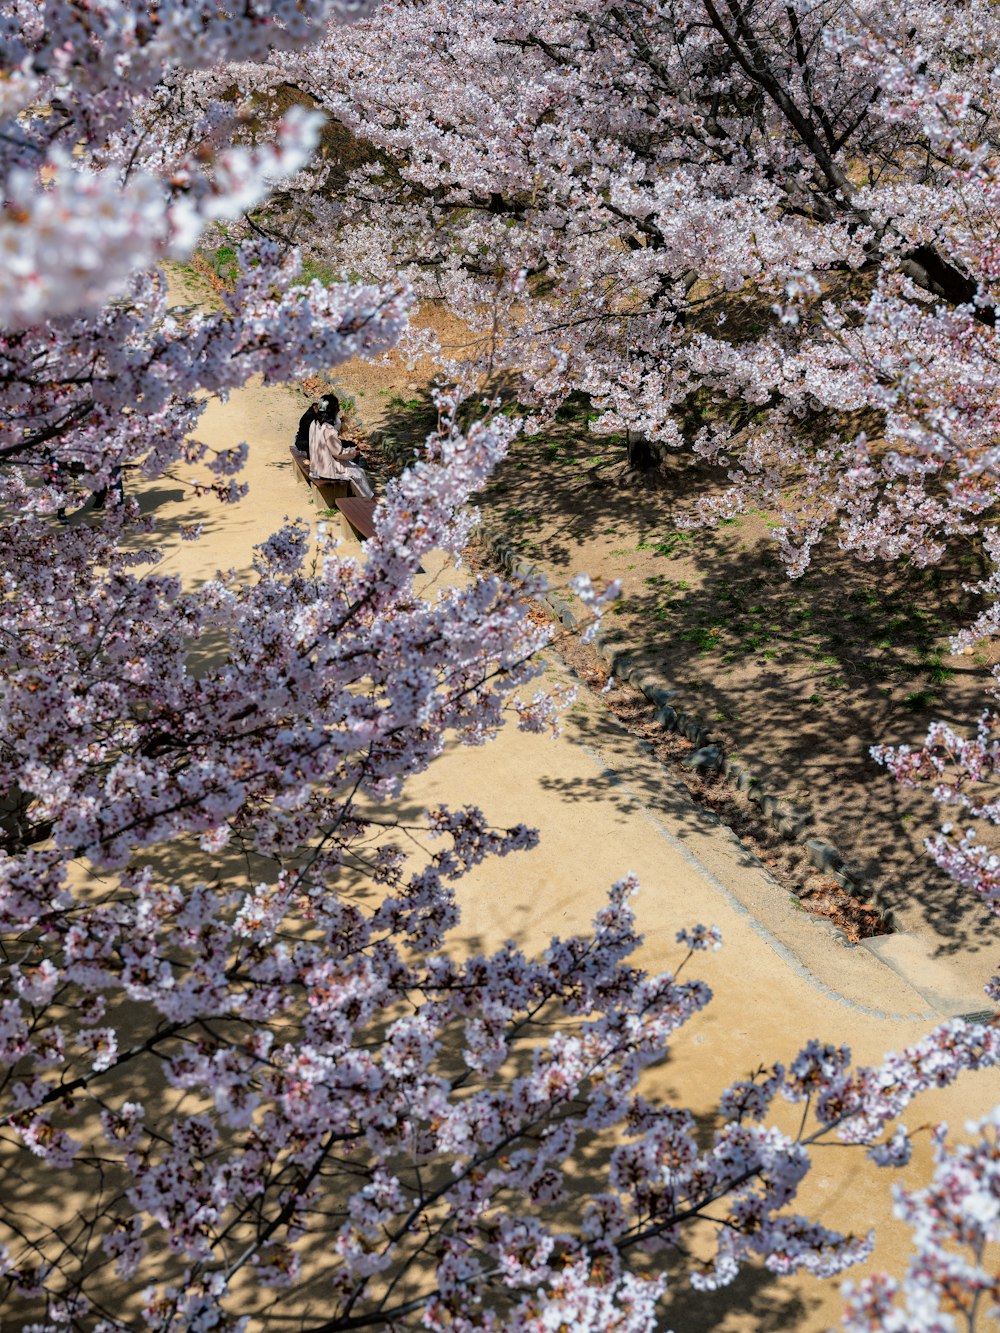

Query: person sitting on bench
left=308, top=396, right=375, bottom=499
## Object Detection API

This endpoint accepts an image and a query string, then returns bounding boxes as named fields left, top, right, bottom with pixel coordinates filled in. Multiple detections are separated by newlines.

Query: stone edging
left=476, top=522, right=895, bottom=935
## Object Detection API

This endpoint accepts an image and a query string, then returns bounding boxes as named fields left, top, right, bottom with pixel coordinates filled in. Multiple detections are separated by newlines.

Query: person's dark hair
left=319, top=394, right=341, bottom=424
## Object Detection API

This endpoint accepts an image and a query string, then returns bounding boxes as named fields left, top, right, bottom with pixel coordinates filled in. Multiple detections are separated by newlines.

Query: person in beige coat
left=308, top=396, right=375, bottom=499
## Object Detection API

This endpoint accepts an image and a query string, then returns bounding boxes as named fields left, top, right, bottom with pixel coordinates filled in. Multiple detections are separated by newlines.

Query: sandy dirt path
left=119, top=270, right=1000, bottom=1332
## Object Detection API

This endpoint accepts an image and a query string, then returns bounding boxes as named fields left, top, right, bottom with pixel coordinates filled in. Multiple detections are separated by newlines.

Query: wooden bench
left=288, top=445, right=311, bottom=484
left=335, top=496, right=377, bottom=541
left=311, top=476, right=353, bottom=508
left=288, top=447, right=353, bottom=508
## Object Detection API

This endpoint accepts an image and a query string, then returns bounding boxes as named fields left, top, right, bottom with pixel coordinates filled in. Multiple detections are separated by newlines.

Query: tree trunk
left=626, top=427, right=658, bottom=471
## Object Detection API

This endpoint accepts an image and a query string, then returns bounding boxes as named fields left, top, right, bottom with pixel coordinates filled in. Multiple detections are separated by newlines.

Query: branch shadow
left=453, top=403, right=1000, bottom=962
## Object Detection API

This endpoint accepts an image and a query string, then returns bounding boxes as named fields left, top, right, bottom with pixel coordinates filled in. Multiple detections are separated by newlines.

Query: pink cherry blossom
left=4, top=0, right=1000, bottom=1328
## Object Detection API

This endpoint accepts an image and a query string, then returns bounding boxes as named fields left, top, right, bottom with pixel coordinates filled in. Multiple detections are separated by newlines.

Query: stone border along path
left=476, top=525, right=885, bottom=922
left=475, top=521, right=999, bottom=1022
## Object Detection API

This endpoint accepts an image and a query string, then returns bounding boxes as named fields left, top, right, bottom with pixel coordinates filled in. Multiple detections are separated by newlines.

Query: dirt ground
left=461, top=391, right=1000, bottom=982
left=543, top=626, right=891, bottom=946
left=167, top=264, right=1000, bottom=981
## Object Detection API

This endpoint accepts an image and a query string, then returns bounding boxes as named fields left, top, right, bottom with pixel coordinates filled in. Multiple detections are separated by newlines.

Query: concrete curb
left=475, top=521, right=895, bottom=936
left=478, top=524, right=581, bottom=630
left=592, top=637, right=896, bottom=933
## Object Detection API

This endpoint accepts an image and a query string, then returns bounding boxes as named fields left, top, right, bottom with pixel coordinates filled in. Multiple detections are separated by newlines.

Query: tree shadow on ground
left=371, top=376, right=527, bottom=472
left=589, top=539, right=998, bottom=959
left=536, top=698, right=743, bottom=842
left=370, top=386, right=441, bottom=463
left=351, top=391, right=1000, bottom=966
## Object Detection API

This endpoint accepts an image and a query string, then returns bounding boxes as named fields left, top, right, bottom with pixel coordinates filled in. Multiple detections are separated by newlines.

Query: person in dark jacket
left=294, top=401, right=322, bottom=458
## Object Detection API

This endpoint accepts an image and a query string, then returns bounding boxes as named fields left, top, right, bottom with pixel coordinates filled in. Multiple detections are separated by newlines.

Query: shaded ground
left=597, top=659, right=889, bottom=943
left=375, top=383, right=1000, bottom=981
left=471, top=553, right=894, bottom=944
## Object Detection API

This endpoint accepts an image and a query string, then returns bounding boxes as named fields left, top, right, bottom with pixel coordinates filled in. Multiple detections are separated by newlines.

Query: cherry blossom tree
left=873, top=539, right=1000, bottom=1007
left=3, top=2, right=1000, bottom=1330
left=843, top=1107, right=1000, bottom=1333
left=232, top=0, right=1000, bottom=574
